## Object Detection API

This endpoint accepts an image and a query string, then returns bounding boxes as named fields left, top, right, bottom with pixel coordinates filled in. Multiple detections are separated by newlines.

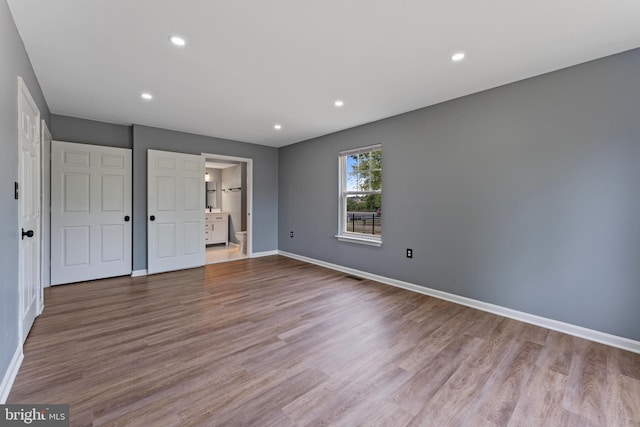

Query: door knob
left=149, top=215, right=156, bottom=221
left=124, top=215, right=130, bottom=222
left=21, top=228, right=34, bottom=240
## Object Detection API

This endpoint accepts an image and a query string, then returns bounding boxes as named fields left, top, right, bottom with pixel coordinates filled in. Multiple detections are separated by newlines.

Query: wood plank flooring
left=8, top=255, right=640, bottom=426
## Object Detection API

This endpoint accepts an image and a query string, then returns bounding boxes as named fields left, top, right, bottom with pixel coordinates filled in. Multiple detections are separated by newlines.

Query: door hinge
left=14, top=182, right=19, bottom=200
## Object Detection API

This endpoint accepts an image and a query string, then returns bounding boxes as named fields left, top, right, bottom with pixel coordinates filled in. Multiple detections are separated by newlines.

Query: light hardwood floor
left=9, top=256, right=640, bottom=426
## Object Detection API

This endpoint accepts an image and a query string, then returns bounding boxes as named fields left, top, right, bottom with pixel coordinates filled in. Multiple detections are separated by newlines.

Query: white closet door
left=147, top=150, right=205, bottom=275
left=51, top=141, right=132, bottom=285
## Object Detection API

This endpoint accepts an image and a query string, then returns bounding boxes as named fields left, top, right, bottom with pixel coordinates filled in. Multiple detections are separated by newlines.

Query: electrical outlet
left=406, top=248, right=413, bottom=258
left=290, top=231, right=294, bottom=238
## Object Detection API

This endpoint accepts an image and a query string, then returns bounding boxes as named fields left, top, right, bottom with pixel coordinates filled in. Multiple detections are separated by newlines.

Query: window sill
left=334, top=234, right=382, bottom=247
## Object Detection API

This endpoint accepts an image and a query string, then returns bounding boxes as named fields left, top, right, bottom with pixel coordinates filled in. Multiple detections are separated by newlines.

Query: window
left=336, top=144, right=382, bottom=246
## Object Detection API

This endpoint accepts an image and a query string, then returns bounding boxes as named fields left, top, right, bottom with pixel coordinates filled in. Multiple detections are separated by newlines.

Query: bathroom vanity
left=205, top=212, right=228, bottom=245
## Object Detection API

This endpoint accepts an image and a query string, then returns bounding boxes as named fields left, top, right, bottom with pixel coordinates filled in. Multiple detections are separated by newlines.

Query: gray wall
left=50, top=114, right=132, bottom=148
left=278, top=48, right=640, bottom=341
left=1, top=0, right=50, bottom=388
left=132, top=125, right=278, bottom=270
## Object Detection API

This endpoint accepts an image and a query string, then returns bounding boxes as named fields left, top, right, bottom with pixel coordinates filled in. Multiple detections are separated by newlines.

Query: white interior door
left=17, top=77, right=41, bottom=342
left=148, top=149, right=205, bottom=274
left=41, top=120, right=51, bottom=289
left=51, top=141, right=132, bottom=285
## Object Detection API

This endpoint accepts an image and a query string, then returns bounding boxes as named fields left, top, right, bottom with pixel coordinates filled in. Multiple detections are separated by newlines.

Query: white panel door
left=51, top=141, right=132, bottom=285
left=147, top=149, right=205, bottom=274
left=41, top=120, right=51, bottom=289
left=17, top=77, right=41, bottom=342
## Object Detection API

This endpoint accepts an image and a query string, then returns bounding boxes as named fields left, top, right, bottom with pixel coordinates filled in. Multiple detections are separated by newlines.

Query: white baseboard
left=0, top=345, right=24, bottom=404
left=131, top=269, right=147, bottom=277
left=278, top=251, right=640, bottom=354
left=251, top=250, right=279, bottom=258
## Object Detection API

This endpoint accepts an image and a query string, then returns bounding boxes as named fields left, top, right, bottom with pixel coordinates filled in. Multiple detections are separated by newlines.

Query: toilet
left=234, top=231, right=247, bottom=254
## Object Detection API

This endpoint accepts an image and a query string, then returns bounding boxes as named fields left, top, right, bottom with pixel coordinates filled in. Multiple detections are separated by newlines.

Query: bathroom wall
left=222, top=164, right=243, bottom=242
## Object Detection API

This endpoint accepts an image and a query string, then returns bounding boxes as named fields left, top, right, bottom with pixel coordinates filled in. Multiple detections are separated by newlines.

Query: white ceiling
left=8, top=1, right=640, bottom=148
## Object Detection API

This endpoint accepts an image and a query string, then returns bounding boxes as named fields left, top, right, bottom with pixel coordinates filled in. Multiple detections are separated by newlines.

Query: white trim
left=278, top=251, right=640, bottom=355
left=131, top=269, right=148, bottom=277
left=337, top=145, right=382, bottom=243
left=0, top=345, right=24, bottom=404
left=340, top=143, right=382, bottom=156
left=334, top=234, right=382, bottom=247
left=251, top=250, right=279, bottom=258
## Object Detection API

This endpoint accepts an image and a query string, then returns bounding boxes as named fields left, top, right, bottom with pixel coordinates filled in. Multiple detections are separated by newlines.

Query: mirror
left=206, top=181, right=217, bottom=209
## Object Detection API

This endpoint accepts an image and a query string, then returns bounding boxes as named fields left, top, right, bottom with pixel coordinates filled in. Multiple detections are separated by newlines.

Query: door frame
left=202, top=152, right=253, bottom=257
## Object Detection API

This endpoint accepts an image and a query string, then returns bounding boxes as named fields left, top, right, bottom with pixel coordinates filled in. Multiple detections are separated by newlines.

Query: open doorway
left=202, top=153, right=252, bottom=264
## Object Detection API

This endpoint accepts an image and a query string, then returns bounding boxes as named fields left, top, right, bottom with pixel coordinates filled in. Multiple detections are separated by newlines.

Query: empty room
left=1, top=1, right=639, bottom=426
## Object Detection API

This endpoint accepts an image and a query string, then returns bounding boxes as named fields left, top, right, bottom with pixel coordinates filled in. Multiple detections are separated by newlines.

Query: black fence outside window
left=347, top=211, right=381, bottom=235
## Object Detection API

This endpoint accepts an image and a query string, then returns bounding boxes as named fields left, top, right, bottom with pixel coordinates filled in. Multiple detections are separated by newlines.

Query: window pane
left=346, top=154, right=359, bottom=191
left=371, top=170, right=381, bottom=191
left=360, top=164, right=370, bottom=191
left=345, top=194, right=381, bottom=235
left=371, top=150, right=381, bottom=172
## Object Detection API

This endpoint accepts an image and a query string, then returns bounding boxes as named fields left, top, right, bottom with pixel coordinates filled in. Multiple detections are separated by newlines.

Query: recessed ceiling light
left=169, top=36, right=186, bottom=47
left=274, top=124, right=282, bottom=130
left=451, top=52, right=466, bottom=62
left=141, top=92, right=153, bottom=100
left=334, top=99, right=344, bottom=108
